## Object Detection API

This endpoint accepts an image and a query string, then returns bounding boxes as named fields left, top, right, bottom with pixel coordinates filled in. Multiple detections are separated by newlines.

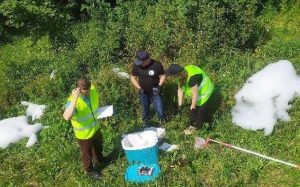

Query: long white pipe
left=208, top=138, right=299, bottom=169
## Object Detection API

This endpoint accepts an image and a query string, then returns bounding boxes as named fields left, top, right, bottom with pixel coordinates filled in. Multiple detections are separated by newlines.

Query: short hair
left=77, top=78, right=91, bottom=89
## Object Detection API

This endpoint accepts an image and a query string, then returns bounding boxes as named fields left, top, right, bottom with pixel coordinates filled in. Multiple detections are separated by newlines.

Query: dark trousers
left=77, top=130, right=104, bottom=172
left=190, top=98, right=210, bottom=129
left=139, top=92, right=164, bottom=122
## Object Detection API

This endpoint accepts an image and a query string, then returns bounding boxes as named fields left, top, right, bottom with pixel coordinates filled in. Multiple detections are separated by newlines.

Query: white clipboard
left=97, top=105, right=113, bottom=119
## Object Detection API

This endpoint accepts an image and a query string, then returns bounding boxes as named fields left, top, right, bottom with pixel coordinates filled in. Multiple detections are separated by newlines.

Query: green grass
left=1, top=1, right=300, bottom=187
left=1, top=101, right=299, bottom=186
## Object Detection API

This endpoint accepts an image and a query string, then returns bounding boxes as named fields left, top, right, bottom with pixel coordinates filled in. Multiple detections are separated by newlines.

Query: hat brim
left=164, top=70, right=172, bottom=76
left=135, top=60, right=143, bottom=65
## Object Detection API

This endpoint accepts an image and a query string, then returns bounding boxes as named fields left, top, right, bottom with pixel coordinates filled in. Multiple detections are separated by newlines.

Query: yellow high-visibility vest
left=68, top=85, right=99, bottom=139
left=182, top=65, right=214, bottom=106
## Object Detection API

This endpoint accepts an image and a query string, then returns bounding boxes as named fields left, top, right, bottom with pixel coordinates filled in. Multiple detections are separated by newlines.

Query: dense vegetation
left=0, top=0, right=299, bottom=186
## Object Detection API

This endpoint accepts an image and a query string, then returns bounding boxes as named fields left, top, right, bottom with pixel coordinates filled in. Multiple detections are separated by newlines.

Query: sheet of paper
left=159, top=142, right=179, bottom=152
left=97, top=105, right=113, bottom=119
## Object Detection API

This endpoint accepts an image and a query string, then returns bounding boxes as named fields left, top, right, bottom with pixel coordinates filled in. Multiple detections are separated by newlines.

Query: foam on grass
left=0, top=101, right=47, bottom=148
left=21, top=101, right=47, bottom=121
left=0, top=116, right=45, bottom=148
left=231, top=60, right=300, bottom=135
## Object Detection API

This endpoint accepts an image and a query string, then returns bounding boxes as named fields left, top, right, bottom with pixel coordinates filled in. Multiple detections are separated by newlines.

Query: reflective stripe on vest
left=68, top=85, right=99, bottom=139
left=75, top=108, right=99, bottom=123
left=73, top=121, right=97, bottom=131
left=183, top=65, right=214, bottom=106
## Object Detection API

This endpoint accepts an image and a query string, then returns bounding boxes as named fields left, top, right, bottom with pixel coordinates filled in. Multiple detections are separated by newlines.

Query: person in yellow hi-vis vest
left=165, top=64, right=214, bottom=129
left=63, top=78, right=104, bottom=180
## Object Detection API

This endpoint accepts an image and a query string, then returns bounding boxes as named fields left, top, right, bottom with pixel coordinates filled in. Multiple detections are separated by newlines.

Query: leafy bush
left=1, top=1, right=300, bottom=186
left=0, top=35, right=85, bottom=115
left=72, top=20, right=121, bottom=70
left=91, top=0, right=267, bottom=63
left=0, top=37, right=54, bottom=110
left=94, top=66, right=139, bottom=118
left=0, top=0, right=69, bottom=34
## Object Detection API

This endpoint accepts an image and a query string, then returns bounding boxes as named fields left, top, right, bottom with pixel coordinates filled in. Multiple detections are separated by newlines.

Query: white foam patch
left=50, top=70, right=57, bottom=80
left=112, top=68, right=130, bottom=79
left=26, top=134, right=38, bottom=147
left=232, top=60, right=300, bottom=135
left=0, top=116, right=45, bottom=148
left=21, top=101, right=47, bottom=121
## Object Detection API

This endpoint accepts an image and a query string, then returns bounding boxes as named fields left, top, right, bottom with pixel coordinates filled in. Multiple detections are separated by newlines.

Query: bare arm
left=158, top=74, right=166, bottom=86
left=178, top=87, right=184, bottom=106
left=130, top=75, right=141, bottom=90
left=63, top=88, right=80, bottom=121
left=190, top=85, right=198, bottom=110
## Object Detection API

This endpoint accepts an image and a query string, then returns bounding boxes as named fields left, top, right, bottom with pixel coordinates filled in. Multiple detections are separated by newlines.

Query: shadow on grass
left=204, top=86, right=223, bottom=131
left=100, top=117, right=142, bottom=169
left=161, top=83, right=223, bottom=132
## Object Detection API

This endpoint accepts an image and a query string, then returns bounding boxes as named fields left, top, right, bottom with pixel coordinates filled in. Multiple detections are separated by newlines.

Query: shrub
left=0, top=0, right=69, bottom=35
left=0, top=36, right=53, bottom=106
left=94, top=66, right=138, bottom=118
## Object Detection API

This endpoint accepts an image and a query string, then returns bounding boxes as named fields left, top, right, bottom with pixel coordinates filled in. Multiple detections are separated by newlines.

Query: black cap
left=135, top=51, right=150, bottom=65
left=165, top=64, right=184, bottom=76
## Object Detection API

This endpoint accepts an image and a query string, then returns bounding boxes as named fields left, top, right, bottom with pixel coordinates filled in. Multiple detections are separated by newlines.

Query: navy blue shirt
left=131, top=60, right=164, bottom=94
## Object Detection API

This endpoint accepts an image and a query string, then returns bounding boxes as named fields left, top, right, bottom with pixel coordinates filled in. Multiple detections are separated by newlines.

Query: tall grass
left=0, top=1, right=300, bottom=186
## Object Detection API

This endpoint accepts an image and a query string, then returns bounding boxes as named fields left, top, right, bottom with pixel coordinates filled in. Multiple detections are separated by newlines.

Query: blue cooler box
left=124, top=143, right=159, bottom=165
left=125, top=163, right=160, bottom=183
left=122, top=131, right=161, bottom=183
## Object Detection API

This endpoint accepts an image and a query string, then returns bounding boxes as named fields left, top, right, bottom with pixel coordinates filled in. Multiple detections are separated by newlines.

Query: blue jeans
left=139, top=92, right=164, bottom=122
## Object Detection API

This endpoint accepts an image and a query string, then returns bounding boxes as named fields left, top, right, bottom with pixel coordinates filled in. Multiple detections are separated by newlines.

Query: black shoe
left=103, top=157, right=111, bottom=164
left=86, top=170, right=102, bottom=180
left=94, top=157, right=110, bottom=170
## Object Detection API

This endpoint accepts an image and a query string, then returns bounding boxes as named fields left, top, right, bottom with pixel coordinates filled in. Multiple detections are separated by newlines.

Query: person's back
left=165, top=64, right=214, bottom=129
left=183, top=65, right=214, bottom=106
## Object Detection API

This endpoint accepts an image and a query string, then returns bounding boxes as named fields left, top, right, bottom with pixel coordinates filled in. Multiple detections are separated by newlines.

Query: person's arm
left=130, top=65, right=142, bottom=90
left=130, top=75, right=142, bottom=90
left=158, top=74, right=166, bottom=87
left=178, top=87, right=184, bottom=106
left=190, top=85, right=198, bottom=110
left=63, top=88, right=80, bottom=121
left=188, top=74, right=202, bottom=109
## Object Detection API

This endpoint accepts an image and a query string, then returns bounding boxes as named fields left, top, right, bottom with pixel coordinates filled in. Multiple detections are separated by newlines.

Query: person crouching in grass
left=165, top=64, right=214, bottom=129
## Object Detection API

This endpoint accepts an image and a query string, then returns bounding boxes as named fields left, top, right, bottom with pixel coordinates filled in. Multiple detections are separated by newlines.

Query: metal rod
left=208, top=138, right=299, bottom=169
